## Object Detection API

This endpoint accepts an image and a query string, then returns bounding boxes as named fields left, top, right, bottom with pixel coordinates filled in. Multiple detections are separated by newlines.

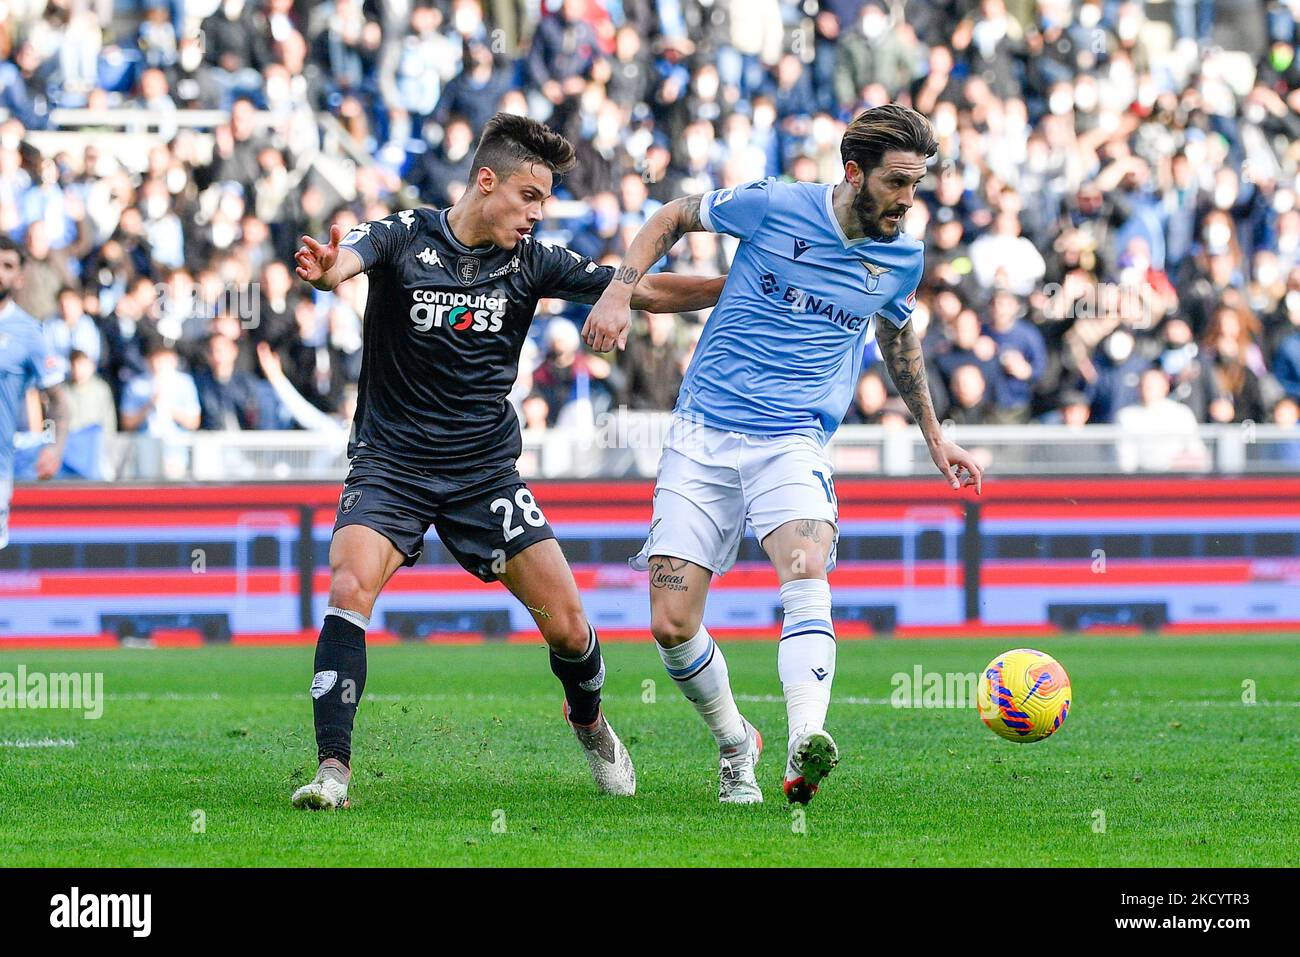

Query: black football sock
left=312, top=607, right=369, bottom=766
left=550, top=624, right=604, bottom=727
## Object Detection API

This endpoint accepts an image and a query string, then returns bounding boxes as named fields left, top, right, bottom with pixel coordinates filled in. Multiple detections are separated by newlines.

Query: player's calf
left=310, top=605, right=369, bottom=768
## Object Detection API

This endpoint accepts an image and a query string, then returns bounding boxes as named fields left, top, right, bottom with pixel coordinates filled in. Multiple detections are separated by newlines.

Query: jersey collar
left=439, top=208, right=497, bottom=255
left=823, top=184, right=871, bottom=249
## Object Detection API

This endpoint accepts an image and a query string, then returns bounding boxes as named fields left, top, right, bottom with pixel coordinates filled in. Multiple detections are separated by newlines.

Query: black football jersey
left=338, top=206, right=614, bottom=477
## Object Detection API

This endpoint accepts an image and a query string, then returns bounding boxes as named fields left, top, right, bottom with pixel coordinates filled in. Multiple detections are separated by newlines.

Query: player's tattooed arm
left=585, top=195, right=709, bottom=351
left=613, top=194, right=705, bottom=292
left=877, top=318, right=985, bottom=493
left=36, top=382, right=68, bottom=480
left=874, top=317, right=944, bottom=447
left=630, top=273, right=726, bottom=313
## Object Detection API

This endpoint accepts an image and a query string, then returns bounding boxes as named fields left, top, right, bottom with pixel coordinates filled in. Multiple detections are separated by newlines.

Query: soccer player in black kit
left=290, top=113, right=724, bottom=808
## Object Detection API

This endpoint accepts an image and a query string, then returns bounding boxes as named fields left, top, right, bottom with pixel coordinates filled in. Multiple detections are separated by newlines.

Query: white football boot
left=783, top=729, right=839, bottom=805
left=718, top=719, right=763, bottom=804
left=291, top=757, right=351, bottom=810
left=565, top=703, right=637, bottom=796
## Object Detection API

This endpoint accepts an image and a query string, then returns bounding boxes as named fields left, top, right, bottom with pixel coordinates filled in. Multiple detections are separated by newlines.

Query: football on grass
left=977, top=648, right=1072, bottom=743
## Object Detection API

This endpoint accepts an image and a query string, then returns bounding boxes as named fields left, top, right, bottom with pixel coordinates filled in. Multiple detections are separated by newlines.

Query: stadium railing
left=40, top=418, right=1300, bottom=482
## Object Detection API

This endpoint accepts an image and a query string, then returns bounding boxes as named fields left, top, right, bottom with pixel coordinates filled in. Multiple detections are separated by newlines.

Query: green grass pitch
left=2, top=634, right=1297, bottom=867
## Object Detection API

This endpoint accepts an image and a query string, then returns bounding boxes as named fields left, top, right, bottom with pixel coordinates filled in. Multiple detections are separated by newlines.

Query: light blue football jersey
left=677, top=178, right=923, bottom=444
left=0, top=302, right=63, bottom=482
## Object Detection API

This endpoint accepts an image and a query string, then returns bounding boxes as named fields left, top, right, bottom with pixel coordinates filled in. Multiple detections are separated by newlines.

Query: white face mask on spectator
left=454, top=5, right=482, bottom=35
left=1106, top=331, right=1134, bottom=363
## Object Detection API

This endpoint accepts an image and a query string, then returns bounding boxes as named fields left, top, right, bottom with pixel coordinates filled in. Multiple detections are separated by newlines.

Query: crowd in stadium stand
left=3, top=0, right=1300, bottom=475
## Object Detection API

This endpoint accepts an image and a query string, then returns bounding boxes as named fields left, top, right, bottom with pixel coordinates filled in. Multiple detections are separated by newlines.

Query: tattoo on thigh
left=649, top=557, right=690, bottom=591
left=794, top=520, right=824, bottom=542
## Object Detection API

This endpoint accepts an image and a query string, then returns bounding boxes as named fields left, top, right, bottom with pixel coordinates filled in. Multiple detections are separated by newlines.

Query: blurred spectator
left=934, top=308, right=1007, bottom=406
left=434, top=39, right=511, bottom=136
left=1086, top=328, right=1151, bottom=424
left=843, top=367, right=910, bottom=426
left=120, top=337, right=201, bottom=436
left=834, top=1, right=915, bottom=107
left=1040, top=388, right=1093, bottom=427
left=65, top=349, right=117, bottom=437
left=620, top=312, right=685, bottom=411
left=532, top=318, right=624, bottom=425
left=194, top=332, right=262, bottom=430
left=1116, top=367, right=1208, bottom=471
left=946, top=364, right=997, bottom=426
left=528, top=0, right=603, bottom=113
left=43, top=286, right=101, bottom=366
left=1193, top=306, right=1269, bottom=424
left=985, top=289, right=1047, bottom=422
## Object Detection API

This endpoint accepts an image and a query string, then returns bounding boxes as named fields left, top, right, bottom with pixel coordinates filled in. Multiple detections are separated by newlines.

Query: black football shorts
left=332, top=454, right=555, bottom=582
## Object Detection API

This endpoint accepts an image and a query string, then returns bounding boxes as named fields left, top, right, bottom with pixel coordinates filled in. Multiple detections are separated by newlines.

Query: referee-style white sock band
left=325, top=606, right=370, bottom=631
left=778, top=579, right=835, bottom=748
left=779, top=578, right=832, bottom=625
left=657, top=624, right=747, bottom=748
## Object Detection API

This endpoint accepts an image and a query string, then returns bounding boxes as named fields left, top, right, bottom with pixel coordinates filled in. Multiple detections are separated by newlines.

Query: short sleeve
left=530, top=239, right=615, bottom=305
left=877, top=254, right=923, bottom=329
left=26, top=327, right=65, bottom=389
left=698, top=178, right=775, bottom=241
left=338, top=208, right=420, bottom=272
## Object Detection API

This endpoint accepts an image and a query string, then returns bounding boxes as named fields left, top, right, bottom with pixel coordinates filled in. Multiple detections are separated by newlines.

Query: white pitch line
left=93, top=691, right=1300, bottom=708
left=0, top=738, right=76, bottom=748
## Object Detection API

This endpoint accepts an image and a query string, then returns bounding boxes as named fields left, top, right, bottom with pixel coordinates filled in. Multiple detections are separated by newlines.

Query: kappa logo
left=793, top=238, right=812, bottom=260
left=398, top=208, right=416, bottom=230
left=340, top=489, right=363, bottom=513
left=862, top=260, right=891, bottom=293
left=417, top=246, right=442, bottom=268
left=457, top=256, right=480, bottom=284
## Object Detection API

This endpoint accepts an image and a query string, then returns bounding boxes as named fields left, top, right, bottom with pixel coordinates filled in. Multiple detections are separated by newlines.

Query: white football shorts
left=631, top=415, right=839, bottom=576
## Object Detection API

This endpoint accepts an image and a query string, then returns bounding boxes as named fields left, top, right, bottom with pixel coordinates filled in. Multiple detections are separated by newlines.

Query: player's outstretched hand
left=582, top=291, right=632, bottom=353
left=295, top=224, right=344, bottom=289
left=930, top=438, right=983, bottom=494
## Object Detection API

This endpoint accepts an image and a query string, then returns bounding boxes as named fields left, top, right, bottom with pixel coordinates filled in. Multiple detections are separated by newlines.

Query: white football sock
left=777, top=579, right=836, bottom=751
left=657, top=624, right=748, bottom=750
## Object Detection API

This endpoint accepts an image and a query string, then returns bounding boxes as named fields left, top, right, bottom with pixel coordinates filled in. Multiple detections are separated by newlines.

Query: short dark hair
left=0, top=233, right=26, bottom=266
left=840, top=104, right=938, bottom=175
left=469, top=112, right=576, bottom=186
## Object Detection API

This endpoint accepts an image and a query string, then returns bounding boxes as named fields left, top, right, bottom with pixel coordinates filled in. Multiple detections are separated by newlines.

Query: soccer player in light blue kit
left=584, top=106, right=983, bottom=804
left=0, top=235, right=68, bottom=549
